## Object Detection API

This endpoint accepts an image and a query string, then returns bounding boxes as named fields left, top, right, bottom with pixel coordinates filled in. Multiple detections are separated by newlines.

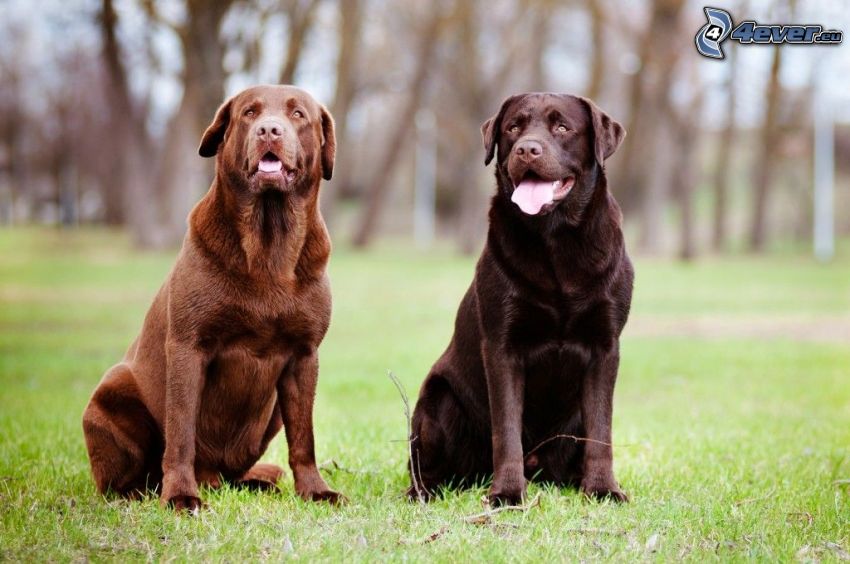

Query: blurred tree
left=669, top=66, right=705, bottom=261
left=49, top=98, right=75, bottom=226
left=585, top=0, right=605, bottom=100
left=712, top=42, right=738, bottom=252
left=448, top=0, right=488, bottom=255
left=450, top=0, right=554, bottom=254
left=100, top=0, right=159, bottom=246
left=44, top=51, right=97, bottom=228
left=351, top=3, right=447, bottom=248
left=527, top=0, right=553, bottom=92
left=0, top=35, right=26, bottom=225
left=613, top=0, right=685, bottom=253
left=748, top=40, right=784, bottom=252
left=144, top=0, right=234, bottom=244
left=321, top=0, right=363, bottom=227
left=279, top=0, right=324, bottom=84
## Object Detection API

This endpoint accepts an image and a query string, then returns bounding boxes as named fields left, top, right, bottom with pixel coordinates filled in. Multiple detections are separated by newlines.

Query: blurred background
left=1, top=0, right=849, bottom=258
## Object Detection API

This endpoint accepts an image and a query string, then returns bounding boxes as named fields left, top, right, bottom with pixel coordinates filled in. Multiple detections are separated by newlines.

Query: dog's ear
left=578, top=96, right=625, bottom=166
left=199, top=97, right=233, bottom=158
left=319, top=105, right=336, bottom=181
left=481, top=94, right=522, bottom=166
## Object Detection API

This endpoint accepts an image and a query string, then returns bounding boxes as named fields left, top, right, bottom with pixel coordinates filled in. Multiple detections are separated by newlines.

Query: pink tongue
left=258, top=158, right=282, bottom=173
left=511, top=180, right=555, bottom=215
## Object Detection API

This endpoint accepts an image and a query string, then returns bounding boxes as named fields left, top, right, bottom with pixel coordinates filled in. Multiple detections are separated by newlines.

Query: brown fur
left=408, top=93, right=632, bottom=506
left=82, top=85, right=343, bottom=510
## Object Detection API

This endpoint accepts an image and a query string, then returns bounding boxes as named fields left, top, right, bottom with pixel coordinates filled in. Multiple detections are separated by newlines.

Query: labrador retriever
left=408, top=92, right=631, bottom=505
left=82, top=85, right=343, bottom=511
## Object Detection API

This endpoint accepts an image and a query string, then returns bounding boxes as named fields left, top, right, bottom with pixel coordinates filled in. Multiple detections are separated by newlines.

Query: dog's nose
left=256, top=120, right=284, bottom=141
left=514, top=139, right=543, bottom=160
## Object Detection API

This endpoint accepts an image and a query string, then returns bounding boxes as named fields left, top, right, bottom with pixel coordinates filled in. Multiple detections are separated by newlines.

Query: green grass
left=1, top=227, right=849, bottom=561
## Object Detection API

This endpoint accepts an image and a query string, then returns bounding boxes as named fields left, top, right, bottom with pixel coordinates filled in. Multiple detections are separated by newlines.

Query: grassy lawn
left=1, top=227, right=849, bottom=561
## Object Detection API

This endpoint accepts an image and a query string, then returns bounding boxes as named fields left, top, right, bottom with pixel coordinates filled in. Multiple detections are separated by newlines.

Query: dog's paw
left=489, top=471, right=526, bottom=506
left=489, top=482, right=526, bottom=507
left=162, top=494, right=205, bottom=514
left=304, top=489, right=348, bottom=505
left=160, top=469, right=203, bottom=513
left=489, top=490, right=524, bottom=507
left=580, top=477, right=628, bottom=503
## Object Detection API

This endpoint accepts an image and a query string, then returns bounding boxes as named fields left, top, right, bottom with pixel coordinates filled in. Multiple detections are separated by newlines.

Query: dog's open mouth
left=257, top=152, right=283, bottom=174
left=511, top=172, right=575, bottom=215
left=253, top=151, right=297, bottom=185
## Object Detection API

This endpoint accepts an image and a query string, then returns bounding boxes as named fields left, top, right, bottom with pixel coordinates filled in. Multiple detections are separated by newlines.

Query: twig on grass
left=399, top=525, right=450, bottom=545
left=318, top=459, right=374, bottom=475
left=421, top=526, right=449, bottom=543
left=732, top=487, right=777, bottom=507
left=524, top=434, right=638, bottom=462
left=564, top=527, right=627, bottom=536
left=387, top=370, right=427, bottom=505
left=463, top=492, right=542, bottom=525
left=399, top=494, right=540, bottom=544
left=787, top=512, right=814, bottom=527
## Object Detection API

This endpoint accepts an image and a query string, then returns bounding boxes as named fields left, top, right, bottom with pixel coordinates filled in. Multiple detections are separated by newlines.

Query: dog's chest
left=516, top=297, right=614, bottom=397
left=507, top=292, right=618, bottom=352
left=198, top=284, right=330, bottom=356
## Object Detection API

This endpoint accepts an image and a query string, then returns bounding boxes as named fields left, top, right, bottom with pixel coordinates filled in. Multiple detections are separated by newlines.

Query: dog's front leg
left=580, top=343, right=628, bottom=502
left=482, top=340, right=526, bottom=506
left=278, top=350, right=344, bottom=504
left=160, top=341, right=206, bottom=511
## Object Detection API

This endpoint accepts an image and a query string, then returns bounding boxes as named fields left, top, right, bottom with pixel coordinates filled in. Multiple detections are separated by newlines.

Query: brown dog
left=82, top=85, right=343, bottom=510
left=408, top=93, right=631, bottom=505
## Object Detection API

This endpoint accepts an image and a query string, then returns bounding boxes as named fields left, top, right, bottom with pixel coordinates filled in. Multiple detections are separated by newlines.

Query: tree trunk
left=527, top=1, right=551, bottom=90
left=350, top=8, right=444, bottom=248
left=712, top=44, right=737, bottom=252
left=100, top=0, right=158, bottom=246
left=321, top=0, right=362, bottom=228
left=748, top=45, right=783, bottom=252
left=156, top=0, right=232, bottom=245
left=611, top=0, right=684, bottom=253
left=58, top=158, right=78, bottom=227
left=0, top=73, right=25, bottom=225
left=585, top=0, right=605, bottom=100
left=279, top=0, right=322, bottom=84
left=609, top=4, right=654, bottom=214
left=445, top=0, right=548, bottom=254
left=639, top=0, right=684, bottom=252
left=611, top=0, right=683, bottom=214
left=671, top=86, right=705, bottom=261
left=454, top=0, right=487, bottom=255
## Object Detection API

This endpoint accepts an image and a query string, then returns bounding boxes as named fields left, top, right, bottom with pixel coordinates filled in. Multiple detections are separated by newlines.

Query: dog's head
left=481, top=93, right=624, bottom=217
left=199, top=85, right=335, bottom=194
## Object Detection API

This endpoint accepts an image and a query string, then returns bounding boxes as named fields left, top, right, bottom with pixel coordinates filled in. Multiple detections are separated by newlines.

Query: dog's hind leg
left=237, top=463, right=285, bottom=491
left=82, top=363, right=162, bottom=497
left=408, top=374, right=490, bottom=500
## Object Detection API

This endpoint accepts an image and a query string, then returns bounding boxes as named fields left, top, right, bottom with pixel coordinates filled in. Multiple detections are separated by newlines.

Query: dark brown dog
left=408, top=93, right=632, bottom=505
left=82, top=85, right=343, bottom=510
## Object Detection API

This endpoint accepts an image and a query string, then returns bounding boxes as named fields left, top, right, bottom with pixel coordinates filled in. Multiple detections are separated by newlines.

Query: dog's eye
left=557, top=124, right=569, bottom=133
left=244, top=109, right=255, bottom=117
left=292, top=110, right=304, bottom=119
left=508, top=125, right=520, bottom=134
